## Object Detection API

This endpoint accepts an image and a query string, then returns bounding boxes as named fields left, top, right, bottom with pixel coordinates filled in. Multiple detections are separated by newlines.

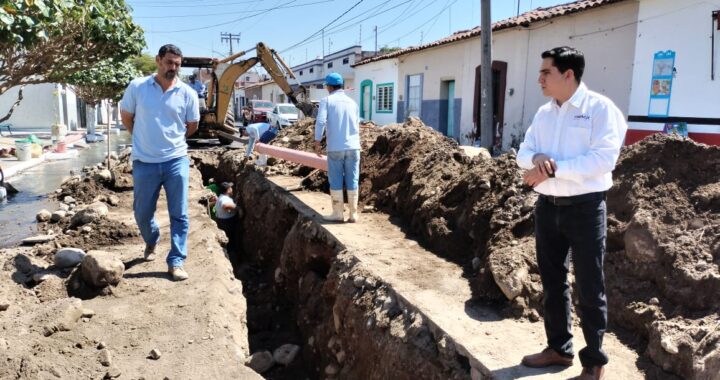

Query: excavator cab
left=181, top=43, right=315, bottom=145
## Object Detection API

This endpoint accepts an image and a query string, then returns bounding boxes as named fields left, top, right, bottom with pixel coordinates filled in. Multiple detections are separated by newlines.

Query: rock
left=624, top=211, right=661, bottom=263
left=273, top=344, right=300, bottom=366
left=0, top=304, right=8, bottom=311
left=50, top=210, right=67, bottom=222
left=81, top=250, right=125, bottom=288
left=41, top=298, right=84, bottom=336
left=22, top=234, right=54, bottom=245
left=104, top=366, right=121, bottom=379
left=63, top=196, right=76, bottom=204
left=99, top=349, right=112, bottom=366
left=81, top=226, right=92, bottom=234
left=94, top=169, right=112, bottom=183
left=82, top=309, right=95, bottom=318
left=98, top=341, right=107, bottom=349
left=109, top=152, right=119, bottom=160
left=54, top=248, right=86, bottom=268
left=59, top=203, right=70, bottom=211
left=336, top=350, right=346, bottom=364
left=325, top=364, right=340, bottom=376
left=661, top=335, right=679, bottom=355
left=245, top=351, right=274, bottom=373
left=105, top=195, right=120, bottom=207
left=352, top=276, right=365, bottom=288
left=32, top=272, right=54, bottom=283
left=649, top=297, right=660, bottom=306
left=67, top=210, right=75, bottom=217
left=492, top=266, right=528, bottom=301
left=471, top=257, right=482, bottom=271
left=36, top=209, right=52, bottom=222
left=70, top=202, right=109, bottom=227
left=149, top=348, right=162, bottom=360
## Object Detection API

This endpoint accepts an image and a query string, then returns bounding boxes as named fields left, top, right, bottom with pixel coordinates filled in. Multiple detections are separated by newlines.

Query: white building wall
left=395, top=0, right=638, bottom=148
left=0, top=83, right=60, bottom=129
left=627, top=0, right=720, bottom=143
left=353, top=59, right=399, bottom=125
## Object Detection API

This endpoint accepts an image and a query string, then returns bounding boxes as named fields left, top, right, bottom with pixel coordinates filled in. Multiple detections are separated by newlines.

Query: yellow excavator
left=182, top=42, right=314, bottom=144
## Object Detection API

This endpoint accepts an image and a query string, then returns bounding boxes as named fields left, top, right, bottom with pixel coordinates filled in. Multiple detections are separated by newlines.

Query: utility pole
left=480, top=0, right=494, bottom=149
left=220, top=32, right=241, bottom=56
left=374, top=25, right=378, bottom=55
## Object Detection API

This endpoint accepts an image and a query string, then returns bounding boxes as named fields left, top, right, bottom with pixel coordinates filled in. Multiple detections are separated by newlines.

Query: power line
left=281, top=0, right=412, bottom=55
left=134, top=0, right=331, bottom=19
left=380, top=0, right=459, bottom=47
left=146, top=0, right=300, bottom=33
left=281, top=0, right=366, bottom=53
left=130, top=0, right=263, bottom=8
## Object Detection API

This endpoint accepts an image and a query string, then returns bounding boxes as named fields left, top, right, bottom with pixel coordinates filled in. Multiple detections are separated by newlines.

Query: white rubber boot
left=323, top=190, right=345, bottom=222
left=347, top=190, right=359, bottom=223
left=255, top=154, right=268, bottom=166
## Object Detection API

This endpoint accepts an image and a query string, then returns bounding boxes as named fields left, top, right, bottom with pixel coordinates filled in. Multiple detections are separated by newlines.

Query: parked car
left=267, top=103, right=300, bottom=128
left=248, top=100, right=274, bottom=123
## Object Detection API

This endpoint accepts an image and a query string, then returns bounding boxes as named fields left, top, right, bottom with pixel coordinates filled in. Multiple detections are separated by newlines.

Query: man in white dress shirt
left=516, top=46, right=627, bottom=380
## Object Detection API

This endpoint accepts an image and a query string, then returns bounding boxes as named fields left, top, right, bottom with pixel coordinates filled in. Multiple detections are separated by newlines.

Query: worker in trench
left=120, top=44, right=199, bottom=282
left=213, top=182, right=239, bottom=253
left=516, top=46, right=627, bottom=380
left=314, top=72, right=361, bottom=223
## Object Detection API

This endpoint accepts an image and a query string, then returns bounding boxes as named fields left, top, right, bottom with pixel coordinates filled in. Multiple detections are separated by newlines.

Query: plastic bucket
left=15, top=140, right=32, bottom=161
left=55, top=141, right=67, bottom=153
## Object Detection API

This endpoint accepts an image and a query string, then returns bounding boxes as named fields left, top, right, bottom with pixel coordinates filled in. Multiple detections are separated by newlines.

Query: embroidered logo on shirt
left=574, top=114, right=590, bottom=120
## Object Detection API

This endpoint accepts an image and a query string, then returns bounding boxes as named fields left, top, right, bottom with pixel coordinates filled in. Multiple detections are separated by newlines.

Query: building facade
left=0, top=83, right=83, bottom=131
left=625, top=0, right=720, bottom=145
left=352, top=58, right=399, bottom=126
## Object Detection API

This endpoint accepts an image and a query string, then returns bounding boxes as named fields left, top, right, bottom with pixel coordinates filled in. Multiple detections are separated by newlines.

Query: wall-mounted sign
left=648, top=50, right=676, bottom=117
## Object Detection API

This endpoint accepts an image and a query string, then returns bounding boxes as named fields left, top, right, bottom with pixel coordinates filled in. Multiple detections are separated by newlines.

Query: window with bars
left=376, top=83, right=394, bottom=113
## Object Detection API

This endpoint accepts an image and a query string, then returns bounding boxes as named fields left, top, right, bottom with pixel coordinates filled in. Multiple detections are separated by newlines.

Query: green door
left=447, top=80, right=455, bottom=138
left=360, top=80, right=373, bottom=120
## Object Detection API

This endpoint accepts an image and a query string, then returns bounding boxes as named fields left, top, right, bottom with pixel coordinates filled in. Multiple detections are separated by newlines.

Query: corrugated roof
left=353, top=0, right=628, bottom=67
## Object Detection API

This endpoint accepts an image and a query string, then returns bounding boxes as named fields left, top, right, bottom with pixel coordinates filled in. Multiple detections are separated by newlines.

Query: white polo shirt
left=517, top=83, right=628, bottom=197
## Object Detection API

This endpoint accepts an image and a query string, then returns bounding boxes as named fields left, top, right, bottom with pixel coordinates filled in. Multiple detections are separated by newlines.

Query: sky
left=127, top=0, right=570, bottom=68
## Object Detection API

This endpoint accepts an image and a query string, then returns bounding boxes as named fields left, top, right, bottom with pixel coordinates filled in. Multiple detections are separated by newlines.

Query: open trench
left=193, top=151, right=472, bottom=380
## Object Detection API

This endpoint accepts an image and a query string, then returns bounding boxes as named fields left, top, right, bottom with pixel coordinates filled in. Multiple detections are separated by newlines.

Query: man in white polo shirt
left=517, top=46, right=627, bottom=380
left=120, top=44, right=200, bottom=281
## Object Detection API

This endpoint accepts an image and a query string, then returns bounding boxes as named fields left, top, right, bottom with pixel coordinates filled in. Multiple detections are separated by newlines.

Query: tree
left=0, top=0, right=145, bottom=121
left=131, top=53, right=157, bottom=76
left=379, top=45, right=402, bottom=54
left=67, top=59, right=140, bottom=105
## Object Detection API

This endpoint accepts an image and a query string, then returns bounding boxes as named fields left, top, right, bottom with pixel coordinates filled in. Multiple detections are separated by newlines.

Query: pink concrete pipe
left=254, top=143, right=328, bottom=171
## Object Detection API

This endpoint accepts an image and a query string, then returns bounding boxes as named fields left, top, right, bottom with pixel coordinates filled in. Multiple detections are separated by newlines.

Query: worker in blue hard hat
left=314, top=72, right=361, bottom=223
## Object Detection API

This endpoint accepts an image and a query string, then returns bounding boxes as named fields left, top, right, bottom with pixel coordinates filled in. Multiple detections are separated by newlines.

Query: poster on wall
left=648, top=50, right=676, bottom=117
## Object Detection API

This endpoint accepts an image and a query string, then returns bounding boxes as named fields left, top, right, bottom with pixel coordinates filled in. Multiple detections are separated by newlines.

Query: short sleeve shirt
left=215, top=194, right=237, bottom=219
left=120, top=75, right=200, bottom=163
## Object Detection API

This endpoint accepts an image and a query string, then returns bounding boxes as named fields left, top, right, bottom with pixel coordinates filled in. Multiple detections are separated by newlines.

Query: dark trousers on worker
left=535, top=192, right=609, bottom=368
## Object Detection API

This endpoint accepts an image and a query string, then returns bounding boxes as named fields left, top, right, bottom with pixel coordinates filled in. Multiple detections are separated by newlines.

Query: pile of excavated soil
left=605, top=134, right=719, bottom=379
left=269, top=117, right=387, bottom=191
left=268, top=116, right=719, bottom=379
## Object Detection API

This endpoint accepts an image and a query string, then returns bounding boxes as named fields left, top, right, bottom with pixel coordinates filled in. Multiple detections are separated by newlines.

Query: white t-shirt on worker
left=517, top=82, right=628, bottom=197
left=215, top=194, right=237, bottom=220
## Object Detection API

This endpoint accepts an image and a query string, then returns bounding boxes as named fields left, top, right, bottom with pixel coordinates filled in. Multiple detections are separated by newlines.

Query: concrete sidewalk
left=0, top=132, right=85, bottom=179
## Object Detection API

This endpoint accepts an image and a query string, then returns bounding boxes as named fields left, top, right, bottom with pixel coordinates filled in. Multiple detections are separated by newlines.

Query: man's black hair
left=158, top=44, right=183, bottom=58
left=219, top=182, right=233, bottom=195
left=541, top=46, right=585, bottom=83
left=326, top=84, right=342, bottom=92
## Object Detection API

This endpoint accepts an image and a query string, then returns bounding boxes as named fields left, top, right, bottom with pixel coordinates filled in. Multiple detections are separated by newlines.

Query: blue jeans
left=245, top=136, right=256, bottom=157
left=132, top=157, right=190, bottom=268
left=535, top=195, right=608, bottom=368
left=327, top=150, right=360, bottom=191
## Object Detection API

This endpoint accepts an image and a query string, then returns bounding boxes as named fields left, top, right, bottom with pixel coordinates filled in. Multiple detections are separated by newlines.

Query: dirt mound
left=351, top=122, right=718, bottom=378
left=358, top=120, right=538, bottom=307
left=268, top=117, right=387, bottom=191
left=605, top=134, right=720, bottom=379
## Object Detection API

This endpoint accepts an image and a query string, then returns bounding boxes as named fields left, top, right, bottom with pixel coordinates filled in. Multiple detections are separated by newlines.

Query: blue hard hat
left=324, top=72, right=344, bottom=86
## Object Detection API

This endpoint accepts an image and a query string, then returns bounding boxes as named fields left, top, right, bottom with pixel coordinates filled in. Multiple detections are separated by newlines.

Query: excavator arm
left=210, top=43, right=315, bottom=133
